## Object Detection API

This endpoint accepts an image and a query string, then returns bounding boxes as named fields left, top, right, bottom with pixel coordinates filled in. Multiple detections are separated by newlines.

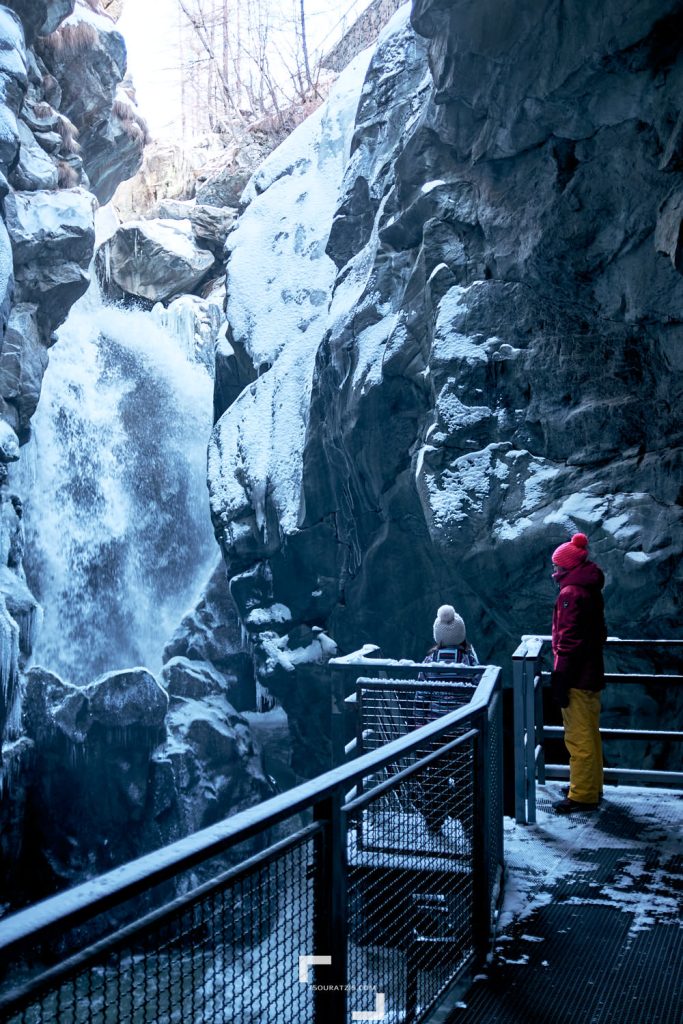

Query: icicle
left=255, top=680, right=278, bottom=713
left=0, top=601, right=22, bottom=745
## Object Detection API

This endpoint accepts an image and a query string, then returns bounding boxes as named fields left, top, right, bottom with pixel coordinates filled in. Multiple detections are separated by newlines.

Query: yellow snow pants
left=561, top=689, right=603, bottom=804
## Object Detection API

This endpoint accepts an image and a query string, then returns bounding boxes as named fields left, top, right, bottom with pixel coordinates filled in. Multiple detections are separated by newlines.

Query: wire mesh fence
left=346, top=732, right=475, bottom=1022
left=356, top=678, right=478, bottom=753
left=2, top=826, right=318, bottom=1024
left=0, top=665, right=503, bottom=1024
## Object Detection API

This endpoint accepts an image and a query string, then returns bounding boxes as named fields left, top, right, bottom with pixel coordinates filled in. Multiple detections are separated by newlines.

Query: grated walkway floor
left=441, top=785, right=683, bottom=1024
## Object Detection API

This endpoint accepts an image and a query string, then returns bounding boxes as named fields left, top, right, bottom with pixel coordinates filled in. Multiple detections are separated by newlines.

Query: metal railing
left=512, top=636, right=683, bottom=824
left=0, top=665, right=503, bottom=1024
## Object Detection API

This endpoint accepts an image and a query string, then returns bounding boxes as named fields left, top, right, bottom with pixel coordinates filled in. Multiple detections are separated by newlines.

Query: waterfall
left=20, top=283, right=217, bottom=685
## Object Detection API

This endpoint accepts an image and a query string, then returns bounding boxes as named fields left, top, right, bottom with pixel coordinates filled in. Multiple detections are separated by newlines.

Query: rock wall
left=209, top=2, right=683, bottom=771
left=322, top=0, right=406, bottom=73
left=0, top=0, right=144, bottom=748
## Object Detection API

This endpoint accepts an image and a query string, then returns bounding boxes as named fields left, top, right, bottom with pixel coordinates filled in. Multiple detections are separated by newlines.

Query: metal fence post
left=472, top=709, right=491, bottom=959
left=524, top=656, right=537, bottom=824
left=534, top=655, right=546, bottom=786
left=331, top=670, right=347, bottom=768
left=312, top=789, right=347, bottom=1024
left=512, top=644, right=528, bottom=824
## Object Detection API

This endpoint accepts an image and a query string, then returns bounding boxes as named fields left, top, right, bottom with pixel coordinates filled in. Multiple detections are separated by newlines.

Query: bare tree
left=173, top=0, right=327, bottom=142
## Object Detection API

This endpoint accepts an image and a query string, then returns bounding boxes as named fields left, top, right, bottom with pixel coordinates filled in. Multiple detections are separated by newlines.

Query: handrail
left=521, top=635, right=683, bottom=646
left=0, top=665, right=501, bottom=960
left=512, top=636, right=682, bottom=824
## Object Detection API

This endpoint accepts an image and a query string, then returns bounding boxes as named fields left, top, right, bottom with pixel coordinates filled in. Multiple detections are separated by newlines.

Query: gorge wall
left=0, top=1, right=272, bottom=908
left=209, top=1, right=683, bottom=771
left=0, top=0, right=147, bottom=747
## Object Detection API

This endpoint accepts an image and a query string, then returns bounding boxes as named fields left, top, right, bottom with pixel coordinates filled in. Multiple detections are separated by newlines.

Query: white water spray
left=22, top=283, right=218, bottom=685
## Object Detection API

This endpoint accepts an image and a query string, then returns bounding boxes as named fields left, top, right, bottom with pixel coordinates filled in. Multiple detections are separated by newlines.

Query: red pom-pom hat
left=552, top=532, right=589, bottom=570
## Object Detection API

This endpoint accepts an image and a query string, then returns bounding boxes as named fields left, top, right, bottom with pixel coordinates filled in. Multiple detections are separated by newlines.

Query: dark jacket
left=414, top=643, right=479, bottom=726
left=552, top=560, right=607, bottom=691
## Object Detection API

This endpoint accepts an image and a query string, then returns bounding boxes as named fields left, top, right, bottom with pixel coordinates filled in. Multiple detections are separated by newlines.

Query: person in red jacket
left=550, top=532, right=607, bottom=814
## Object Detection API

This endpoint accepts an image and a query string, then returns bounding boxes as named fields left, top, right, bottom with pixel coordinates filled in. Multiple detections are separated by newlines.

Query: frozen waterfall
left=19, top=284, right=217, bottom=685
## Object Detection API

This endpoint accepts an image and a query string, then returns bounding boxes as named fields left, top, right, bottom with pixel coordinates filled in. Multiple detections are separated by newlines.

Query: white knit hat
left=433, top=605, right=466, bottom=647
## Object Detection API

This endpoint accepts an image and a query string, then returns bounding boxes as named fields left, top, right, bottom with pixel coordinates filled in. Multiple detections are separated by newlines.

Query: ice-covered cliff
left=0, top=0, right=148, bottom=750
left=209, top=0, right=682, bottom=770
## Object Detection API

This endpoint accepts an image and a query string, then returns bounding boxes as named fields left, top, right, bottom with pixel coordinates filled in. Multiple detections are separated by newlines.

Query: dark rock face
left=3, top=1, right=75, bottom=43
left=20, top=666, right=168, bottom=896
left=209, top=1, right=682, bottom=768
left=163, top=563, right=256, bottom=711
left=13, top=664, right=271, bottom=902
left=35, top=7, right=144, bottom=204
left=157, top=692, right=272, bottom=847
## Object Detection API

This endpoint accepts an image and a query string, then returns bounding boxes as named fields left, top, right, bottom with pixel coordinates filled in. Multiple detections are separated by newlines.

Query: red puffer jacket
left=552, top=560, right=607, bottom=690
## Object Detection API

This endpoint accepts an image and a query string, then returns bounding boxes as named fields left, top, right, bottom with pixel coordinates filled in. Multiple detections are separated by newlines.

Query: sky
left=118, top=0, right=375, bottom=140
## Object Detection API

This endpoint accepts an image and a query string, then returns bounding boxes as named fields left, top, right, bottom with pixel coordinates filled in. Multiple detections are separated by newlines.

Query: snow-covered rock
left=15, top=663, right=272, bottom=898
left=195, top=164, right=251, bottom=209
left=163, top=564, right=256, bottom=711
left=5, top=186, right=95, bottom=264
left=208, top=0, right=682, bottom=731
left=24, top=666, right=168, bottom=745
left=148, top=198, right=237, bottom=254
left=4, top=0, right=75, bottom=43
left=98, top=218, right=216, bottom=303
left=157, top=693, right=272, bottom=845
left=5, top=186, right=96, bottom=333
left=209, top=43, right=376, bottom=557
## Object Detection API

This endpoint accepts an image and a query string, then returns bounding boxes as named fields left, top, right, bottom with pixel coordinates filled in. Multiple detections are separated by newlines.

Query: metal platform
left=437, top=784, right=683, bottom=1024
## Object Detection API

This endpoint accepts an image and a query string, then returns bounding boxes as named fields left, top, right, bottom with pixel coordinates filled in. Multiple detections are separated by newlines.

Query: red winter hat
left=552, top=532, right=589, bottom=570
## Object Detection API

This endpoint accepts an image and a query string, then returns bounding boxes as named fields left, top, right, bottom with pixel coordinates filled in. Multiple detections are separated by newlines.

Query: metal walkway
left=438, top=784, right=683, bottom=1024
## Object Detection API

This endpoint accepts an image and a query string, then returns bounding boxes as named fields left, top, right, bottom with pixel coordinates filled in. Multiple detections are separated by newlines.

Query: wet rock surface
left=9, top=664, right=271, bottom=904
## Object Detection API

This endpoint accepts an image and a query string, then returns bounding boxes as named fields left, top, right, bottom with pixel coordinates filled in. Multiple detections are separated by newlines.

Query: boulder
left=10, top=119, right=59, bottom=191
left=17, top=664, right=272, bottom=898
left=146, top=199, right=236, bottom=255
left=5, top=186, right=96, bottom=332
left=24, top=665, right=168, bottom=745
left=163, top=657, right=222, bottom=700
left=195, top=165, right=251, bottom=209
left=0, top=303, right=49, bottom=440
left=186, top=203, right=236, bottom=253
left=4, top=186, right=95, bottom=265
left=3, top=1, right=75, bottom=43
left=153, top=695, right=274, bottom=849
left=112, top=141, right=194, bottom=221
left=19, top=666, right=169, bottom=894
left=97, top=218, right=216, bottom=303
left=162, top=655, right=247, bottom=704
